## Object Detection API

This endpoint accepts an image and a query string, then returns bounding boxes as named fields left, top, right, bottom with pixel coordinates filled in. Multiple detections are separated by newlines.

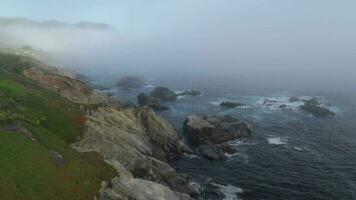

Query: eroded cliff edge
left=23, top=60, right=199, bottom=200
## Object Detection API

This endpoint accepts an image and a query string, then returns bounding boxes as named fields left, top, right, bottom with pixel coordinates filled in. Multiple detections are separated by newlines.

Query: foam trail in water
left=211, top=183, right=243, bottom=200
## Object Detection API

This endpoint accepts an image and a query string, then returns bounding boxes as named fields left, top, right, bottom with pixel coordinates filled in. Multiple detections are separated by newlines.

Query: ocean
left=94, top=74, right=356, bottom=200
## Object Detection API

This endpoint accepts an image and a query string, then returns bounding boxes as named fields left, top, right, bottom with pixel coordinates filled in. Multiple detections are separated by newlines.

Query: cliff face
left=73, top=107, right=197, bottom=200
left=21, top=56, right=198, bottom=199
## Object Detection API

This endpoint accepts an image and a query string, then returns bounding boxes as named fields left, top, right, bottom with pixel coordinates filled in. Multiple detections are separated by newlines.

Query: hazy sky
left=1, top=0, right=356, bottom=91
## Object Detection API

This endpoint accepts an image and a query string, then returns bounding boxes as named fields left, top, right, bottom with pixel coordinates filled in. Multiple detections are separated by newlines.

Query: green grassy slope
left=0, top=53, right=115, bottom=200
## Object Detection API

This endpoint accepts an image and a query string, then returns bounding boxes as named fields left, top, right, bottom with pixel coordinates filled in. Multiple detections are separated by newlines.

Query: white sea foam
left=183, top=153, right=200, bottom=159
left=211, top=183, right=243, bottom=200
left=267, top=137, right=287, bottom=145
left=257, top=96, right=310, bottom=111
left=143, top=84, right=154, bottom=88
left=293, top=146, right=310, bottom=152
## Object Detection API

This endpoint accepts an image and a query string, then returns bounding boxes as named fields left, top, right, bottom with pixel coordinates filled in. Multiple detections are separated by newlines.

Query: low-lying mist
left=1, top=16, right=355, bottom=93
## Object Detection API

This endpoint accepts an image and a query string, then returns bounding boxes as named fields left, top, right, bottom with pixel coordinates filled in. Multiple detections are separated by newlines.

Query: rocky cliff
left=21, top=57, right=199, bottom=199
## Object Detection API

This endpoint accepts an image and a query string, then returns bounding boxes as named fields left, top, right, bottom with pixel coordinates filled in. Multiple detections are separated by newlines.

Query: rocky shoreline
left=24, top=65, right=200, bottom=199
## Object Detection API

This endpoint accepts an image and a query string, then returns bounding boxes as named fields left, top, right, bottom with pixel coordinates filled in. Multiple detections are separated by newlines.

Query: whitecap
left=177, top=95, right=186, bottom=100
left=211, top=182, right=243, bottom=200
left=267, top=137, right=287, bottom=145
left=293, top=146, right=310, bottom=152
left=183, top=153, right=200, bottom=159
left=211, top=99, right=224, bottom=106
left=143, top=84, right=154, bottom=88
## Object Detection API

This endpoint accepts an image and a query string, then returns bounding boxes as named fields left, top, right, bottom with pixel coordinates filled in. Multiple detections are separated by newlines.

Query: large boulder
left=300, top=98, right=335, bottom=117
left=183, top=115, right=252, bottom=161
left=137, top=93, right=169, bottom=111
left=183, top=115, right=252, bottom=145
left=117, top=76, right=145, bottom=89
left=150, top=87, right=177, bottom=101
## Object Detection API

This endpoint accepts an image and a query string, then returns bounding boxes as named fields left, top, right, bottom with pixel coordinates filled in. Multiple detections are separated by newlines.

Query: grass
left=0, top=53, right=116, bottom=200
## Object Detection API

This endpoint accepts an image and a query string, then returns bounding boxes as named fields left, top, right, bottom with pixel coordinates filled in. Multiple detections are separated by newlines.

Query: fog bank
left=1, top=0, right=356, bottom=92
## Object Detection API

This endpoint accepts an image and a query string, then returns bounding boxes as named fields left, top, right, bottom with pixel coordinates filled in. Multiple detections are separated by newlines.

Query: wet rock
left=219, top=143, right=238, bottom=154
left=219, top=101, right=245, bottom=108
left=137, top=93, right=170, bottom=111
left=150, top=87, right=177, bottom=101
left=199, top=144, right=227, bottom=161
left=117, top=76, right=145, bottom=89
left=300, top=98, right=335, bottom=117
left=183, top=115, right=252, bottom=145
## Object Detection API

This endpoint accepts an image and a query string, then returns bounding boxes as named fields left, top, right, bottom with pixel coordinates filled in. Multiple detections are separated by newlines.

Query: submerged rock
left=300, top=98, right=335, bottom=117
left=219, top=101, right=245, bottom=108
left=177, top=90, right=202, bottom=97
left=137, top=93, right=169, bottom=111
left=117, top=76, right=145, bottom=89
left=150, top=87, right=177, bottom=101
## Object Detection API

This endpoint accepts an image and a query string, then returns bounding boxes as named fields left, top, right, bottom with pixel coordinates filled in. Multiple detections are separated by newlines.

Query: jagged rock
left=183, top=115, right=252, bottom=145
left=289, top=96, right=300, bottom=102
left=137, top=93, right=169, bottom=111
left=219, top=101, right=245, bottom=108
left=72, top=107, right=198, bottom=198
left=117, top=76, right=145, bottom=89
left=219, top=143, right=238, bottom=154
left=300, top=98, right=335, bottom=117
left=150, top=87, right=177, bottom=101
left=177, top=90, right=202, bottom=97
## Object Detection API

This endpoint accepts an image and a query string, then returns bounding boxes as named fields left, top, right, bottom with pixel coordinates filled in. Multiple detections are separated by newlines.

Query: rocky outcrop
left=73, top=107, right=198, bottom=199
left=219, top=101, right=245, bottom=108
left=150, top=87, right=177, bottom=101
left=137, top=93, right=169, bottom=111
left=117, top=76, right=145, bottom=89
left=183, top=115, right=252, bottom=160
left=300, top=97, right=335, bottom=117
left=177, top=90, right=202, bottom=97
left=23, top=67, right=127, bottom=107
left=184, top=115, right=252, bottom=145
left=24, top=62, right=199, bottom=199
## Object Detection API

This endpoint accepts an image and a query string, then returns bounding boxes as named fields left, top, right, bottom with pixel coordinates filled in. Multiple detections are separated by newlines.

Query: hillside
left=0, top=53, right=117, bottom=200
left=0, top=52, right=197, bottom=200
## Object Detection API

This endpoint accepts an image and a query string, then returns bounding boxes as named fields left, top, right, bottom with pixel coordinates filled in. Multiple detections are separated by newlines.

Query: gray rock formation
left=25, top=61, right=199, bottom=199
left=73, top=107, right=198, bottom=199
left=300, top=97, right=335, bottom=117
left=150, top=87, right=177, bottom=101
left=183, top=115, right=252, bottom=160
left=183, top=115, right=252, bottom=145
left=137, top=93, right=169, bottom=111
